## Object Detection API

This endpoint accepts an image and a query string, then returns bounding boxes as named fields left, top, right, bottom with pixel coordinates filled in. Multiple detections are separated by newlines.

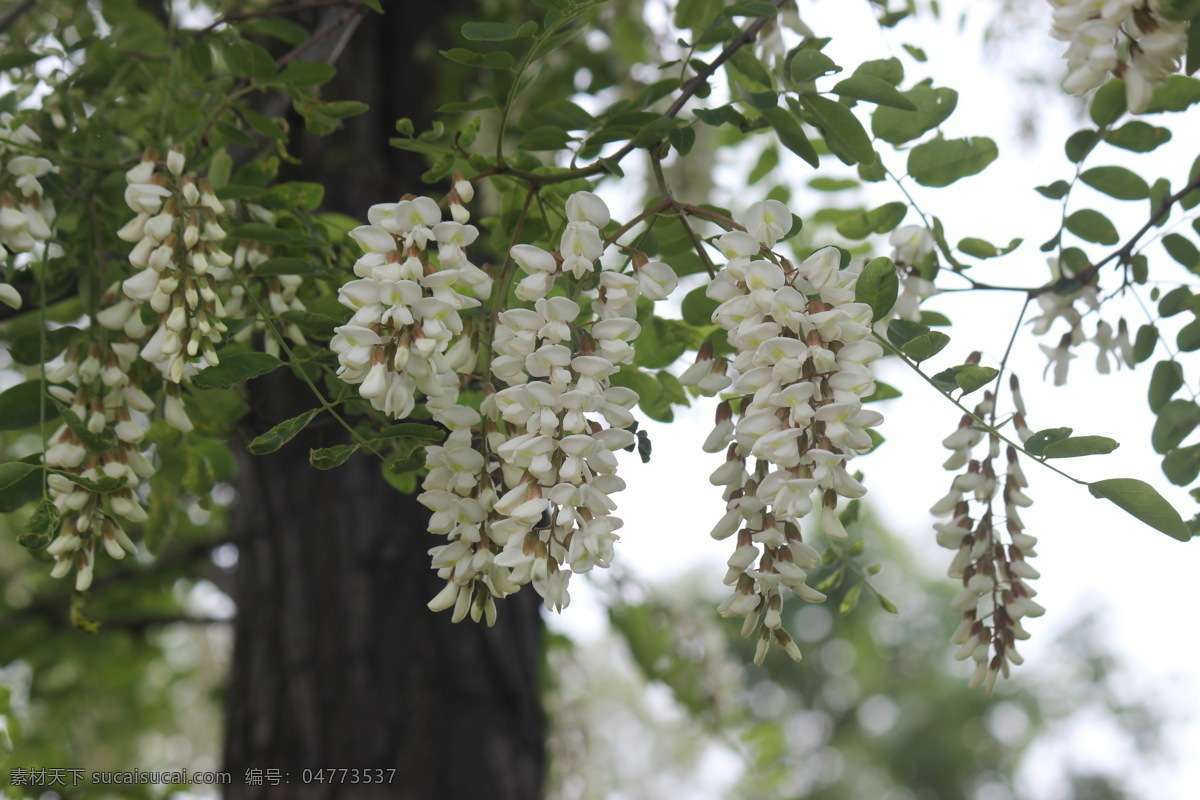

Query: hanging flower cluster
left=42, top=337, right=155, bottom=590
left=1028, top=257, right=1133, bottom=385
left=0, top=112, right=58, bottom=310
left=425, top=190, right=676, bottom=620
left=688, top=201, right=884, bottom=663
left=225, top=203, right=308, bottom=359
left=332, top=187, right=679, bottom=622
left=931, top=371, right=1043, bottom=694
left=1049, top=0, right=1187, bottom=112
left=331, top=187, right=489, bottom=421
left=107, top=148, right=231, bottom=401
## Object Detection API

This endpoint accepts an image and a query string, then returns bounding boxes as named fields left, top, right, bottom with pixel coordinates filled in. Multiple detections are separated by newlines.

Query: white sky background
left=554, top=1, right=1200, bottom=798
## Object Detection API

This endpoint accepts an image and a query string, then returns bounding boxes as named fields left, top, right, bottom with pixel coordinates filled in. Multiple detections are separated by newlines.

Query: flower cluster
left=1028, top=257, right=1132, bottom=385
left=418, top=191, right=676, bottom=621
left=42, top=337, right=155, bottom=590
left=331, top=187, right=489, bottom=421
left=1049, top=0, right=1187, bottom=112
left=689, top=200, right=884, bottom=663
left=225, top=203, right=309, bottom=358
left=0, top=112, right=58, bottom=310
left=931, top=372, right=1043, bottom=693
left=106, top=149, right=231, bottom=413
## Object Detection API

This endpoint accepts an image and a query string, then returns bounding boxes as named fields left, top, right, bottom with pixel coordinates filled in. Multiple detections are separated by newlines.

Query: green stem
left=873, top=332, right=1087, bottom=486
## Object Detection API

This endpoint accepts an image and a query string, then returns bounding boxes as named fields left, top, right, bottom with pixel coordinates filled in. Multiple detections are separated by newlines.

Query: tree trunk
left=222, top=3, right=546, bottom=797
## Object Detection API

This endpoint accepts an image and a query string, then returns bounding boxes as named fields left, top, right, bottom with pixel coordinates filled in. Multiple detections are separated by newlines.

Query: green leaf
left=1064, top=209, right=1120, bottom=245
left=901, top=43, right=926, bottom=60
left=832, top=75, right=917, bottom=109
left=1182, top=155, right=1200, bottom=211
left=1024, top=427, right=1073, bottom=456
left=0, top=462, right=37, bottom=492
left=808, top=177, right=859, bottom=191
left=957, top=237, right=1022, bottom=259
left=853, top=57, right=904, bottom=86
left=239, top=106, right=287, bottom=140
left=1144, top=75, right=1200, bottom=113
left=377, top=422, right=446, bottom=441
left=681, top=285, right=719, bottom=326
left=1150, top=360, right=1184, bottom=412
left=461, top=21, right=521, bottom=40
left=1179, top=318, right=1200, bottom=352
left=1042, top=436, right=1120, bottom=458
left=9, top=326, right=80, bottom=366
left=956, top=365, right=999, bottom=394
left=270, top=181, right=326, bottom=210
left=725, top=0, right=779, bottom=17
left=870, top=81, right=957, bottom=145
left=0, top=51, right=48, bottom=70
left=1035, top=180, right=1071, bottom=199
left=788, top=49, right=841, bottom=82
left=277, top=61, right=337, bottom=87
left=799, top=93, right=876, bottom=165
left=54, top=470, right=127, bottom=494
left=1134, top=324, right=1159, bottom=363
left=675, top=0, right=724, bottom=29
left=439, top=48, right=513, bottom=70
left=886, top=318, right=928, bottom=347
left=253, top=257, right=326, bottom=276
left=835, top=202, right=907, bottom=239
left=1080, top=165, right=1150, bottom=200
left=51, top=400, right=116, bottom=452
left=310, top=443, right=361, bottom=470
left=668, top=125, right=696, bottom=156
left=1104, top=121, right=1172, bottom=151
left=1163, top=443, right=1200, bottom=486
left=191, top=353, right=284, bottom=390
left=1088, top=478, right=1191, bottom=541
left=1065, top=129, right=1102, bottom=163
left=226, top=223, right=322, bottom=247
left=247, top=408, right=321, bottom=455
left=1159, top=285, right=1192, bottom=317
left=854, top=257, right=899, bottom=321
left=694, top=105, right=746, bottom=127
left=762, top=106, right=819, bottom=168
left=0, top=455, right=43, bottom=513
left=1089, top=80, right=1127, bottom=126
left=226, top=40, right=277, bottom=81
left=1164, top=233, right=1200, bottom=270
left=517, top=125, right=574, bottom=151
left=438, top=97, right=497, bottom=113
left=1151, top=399, right=1200, bottom=453
left=0, top=380, right=59, bottom=431
left=900, top=331, right=950, bottom=362
left=906, top=136, right=997, bottom=187
left=240, top=18, right=308, bottom=46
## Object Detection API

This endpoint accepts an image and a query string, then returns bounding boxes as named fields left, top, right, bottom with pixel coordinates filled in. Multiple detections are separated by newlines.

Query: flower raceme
left=931, top=372, right=1043, bottom=694
left=1048, top=0, right=1187, bottom=112
left=332, top=189, right=677, bottom=622
left=687, top=201, right=885, bottom=664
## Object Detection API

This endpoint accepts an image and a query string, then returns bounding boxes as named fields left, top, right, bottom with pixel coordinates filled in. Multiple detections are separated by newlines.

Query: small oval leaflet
left=854, top=257, right=899, bottom=321
left=1088, top=478, right=1191, bottom=542
left=1040, top=436, right=1120, bottom=458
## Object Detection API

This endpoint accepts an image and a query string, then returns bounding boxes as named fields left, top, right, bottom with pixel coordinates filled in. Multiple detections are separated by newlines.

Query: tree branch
left=0, top=0, right=36, bottom=36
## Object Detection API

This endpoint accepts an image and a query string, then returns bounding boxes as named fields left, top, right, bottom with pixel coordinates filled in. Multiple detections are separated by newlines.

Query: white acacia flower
left=742, top=200, right=790, bottom=247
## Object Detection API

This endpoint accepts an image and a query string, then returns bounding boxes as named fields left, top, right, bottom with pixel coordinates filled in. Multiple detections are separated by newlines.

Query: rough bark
left=223, top=2, right=546, bottom=797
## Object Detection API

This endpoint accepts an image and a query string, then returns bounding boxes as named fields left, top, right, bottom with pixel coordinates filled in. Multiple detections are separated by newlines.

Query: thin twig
left=0, top=0, right=35, bottom=36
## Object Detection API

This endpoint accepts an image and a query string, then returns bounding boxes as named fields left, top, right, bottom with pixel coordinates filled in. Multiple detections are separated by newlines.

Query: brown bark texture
left=222, top=2, right=546, bottom=797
